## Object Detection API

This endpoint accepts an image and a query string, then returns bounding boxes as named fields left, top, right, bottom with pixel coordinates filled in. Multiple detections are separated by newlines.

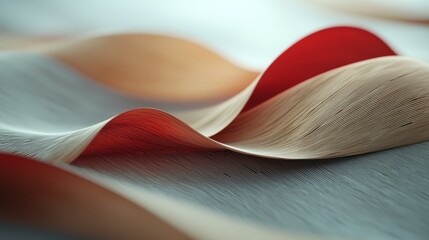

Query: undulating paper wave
left=1, top=26, right=429, bottom=163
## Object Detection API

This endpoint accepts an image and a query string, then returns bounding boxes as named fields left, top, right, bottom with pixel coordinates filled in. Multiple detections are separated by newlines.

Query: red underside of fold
left=243, top=26, right=396, bottom=111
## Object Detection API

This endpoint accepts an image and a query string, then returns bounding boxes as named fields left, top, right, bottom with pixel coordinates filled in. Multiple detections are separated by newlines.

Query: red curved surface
left=82, top=109, right=219, bottom=156
left=0, top=153, right=191, bottom=239
left=243, top=26, right=396, bottom=111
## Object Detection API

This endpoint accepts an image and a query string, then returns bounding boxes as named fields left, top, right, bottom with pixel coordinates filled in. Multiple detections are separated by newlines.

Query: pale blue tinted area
left=0, top=222, right=79, bottom=240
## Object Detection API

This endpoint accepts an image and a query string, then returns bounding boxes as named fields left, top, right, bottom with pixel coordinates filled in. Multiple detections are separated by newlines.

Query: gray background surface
left=76, top=142, right=429, bottom=240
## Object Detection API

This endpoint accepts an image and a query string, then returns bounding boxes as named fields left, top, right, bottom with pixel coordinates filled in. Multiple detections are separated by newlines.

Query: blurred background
left=0, top=0, right=428, bottom=69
